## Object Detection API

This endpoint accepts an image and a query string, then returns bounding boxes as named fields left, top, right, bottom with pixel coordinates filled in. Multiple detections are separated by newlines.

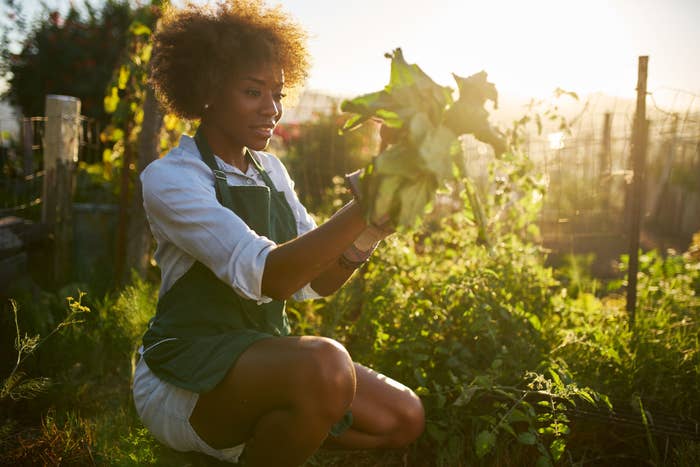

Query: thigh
left=189, top=335, right=354, bottom=449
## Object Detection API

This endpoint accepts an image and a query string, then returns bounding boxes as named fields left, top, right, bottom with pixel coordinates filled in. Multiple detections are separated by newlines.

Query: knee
left=388, top=393, right=425, bottom=448
left=295, top=337, right=356, bottom=421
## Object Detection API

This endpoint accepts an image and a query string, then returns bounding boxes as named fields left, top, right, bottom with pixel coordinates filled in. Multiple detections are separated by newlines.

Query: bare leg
left=324, top=363, right=425, bottom=449
left=189, top=336, right=356, bottom=467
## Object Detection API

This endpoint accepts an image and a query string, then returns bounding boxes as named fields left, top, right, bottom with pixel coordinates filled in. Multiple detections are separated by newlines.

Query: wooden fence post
left=22, top=118, right=34, bottom=176
left=42, top=94, right=81, bottom=285
left=599, top=112, right=612, bottom=218
left=626, top=57, right=649, bottom=329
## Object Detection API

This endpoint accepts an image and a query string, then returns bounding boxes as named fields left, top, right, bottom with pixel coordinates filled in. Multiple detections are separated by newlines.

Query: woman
left=132, top=1, right=424, bottom=465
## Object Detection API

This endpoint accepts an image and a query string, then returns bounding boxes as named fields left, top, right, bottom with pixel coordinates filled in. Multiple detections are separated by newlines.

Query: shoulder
left=141, top=135, right=214, bottom=192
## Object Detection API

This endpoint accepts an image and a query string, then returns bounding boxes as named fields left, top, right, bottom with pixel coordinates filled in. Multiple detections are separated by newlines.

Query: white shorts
left=132, top=356, right=245, bottom=463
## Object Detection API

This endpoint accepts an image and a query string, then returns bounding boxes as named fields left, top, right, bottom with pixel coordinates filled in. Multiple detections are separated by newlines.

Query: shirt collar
left=178, top=134, right=272, bottom=175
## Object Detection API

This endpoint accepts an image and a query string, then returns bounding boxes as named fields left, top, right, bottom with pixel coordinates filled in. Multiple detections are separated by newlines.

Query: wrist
left=339, top=242, right=377, bottom=270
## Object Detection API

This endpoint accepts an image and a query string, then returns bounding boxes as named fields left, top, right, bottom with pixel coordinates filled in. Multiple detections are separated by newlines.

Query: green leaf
left=536, top=455, right=553, bottom=467
left=118, top=65, right=130, bottom=90
left=578, top=390, right=595, bottom=405
left=340, top=113, right=370, bottom=132
left=340, top=90, right=401, bottom=129
left=453, top=386, right=478, bottom=407
left=427, top=423, right=448, bottom=442
left=104, top=86, right=119, bottom=114
left=550, top=438, right=566, bottom=461
left=397, top=175, right=436, bottom=227
left=508, top=408, right=530, bottom=423
left=409, top=112, right=432, bottom=144
left=372, top=175, right=402, bottom=221
left=372, top=144, right=423, bottom=179
left=129, top=21, right=151, bottom=36
left=419, top=125, right=459, bottom=180
left=436, top=392, right=446, bottom=409
left=599, top=393, right=613, bottom=410
left=517, top=431, right=537, bottom=445
left=548, top=368, right=563, bottom=389
left=444, top=71, right=505, bottom=154
left=383, top=48, right=453, bottom=125
left=463, top=178, right=490, bottom=247
left=527, top=313, right=542, bottom=331
left=475, top=430, right=496, bottom=458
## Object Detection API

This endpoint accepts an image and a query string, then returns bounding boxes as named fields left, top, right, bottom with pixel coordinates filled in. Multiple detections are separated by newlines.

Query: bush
left=291, top=190, right=700, bottom=465
left=291, top=199, right=608, bottom=465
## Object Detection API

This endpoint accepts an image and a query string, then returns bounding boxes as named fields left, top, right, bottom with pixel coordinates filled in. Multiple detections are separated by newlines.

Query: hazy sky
left=15, top=0, right=700, bottom=107
left=276, top=0, right=700, bottom=106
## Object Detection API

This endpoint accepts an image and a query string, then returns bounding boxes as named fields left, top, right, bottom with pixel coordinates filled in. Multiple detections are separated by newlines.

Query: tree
left=99, top=1, right=177, bottom=284
left=1, top=0, right=134, bottom=122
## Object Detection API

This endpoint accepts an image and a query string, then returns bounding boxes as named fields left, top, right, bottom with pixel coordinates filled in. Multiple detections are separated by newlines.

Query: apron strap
left=194, top=129, right=236, bottom=209
left=247, top=148, right=279, bottom=192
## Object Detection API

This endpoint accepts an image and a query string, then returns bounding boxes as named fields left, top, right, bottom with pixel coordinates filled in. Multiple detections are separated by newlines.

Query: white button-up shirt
left=141, top=134, right=321, bottom=303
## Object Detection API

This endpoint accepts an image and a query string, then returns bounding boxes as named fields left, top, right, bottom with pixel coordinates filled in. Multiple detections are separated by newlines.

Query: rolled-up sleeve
left=142, top=159, right=276, bottom=304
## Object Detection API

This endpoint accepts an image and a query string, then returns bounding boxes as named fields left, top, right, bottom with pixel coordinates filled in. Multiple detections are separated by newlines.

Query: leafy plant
left=307, top=193, right=602, bottom=464
left=1, top=295, right=89, bottom=401
left=340, top=48, right=504, bottom=228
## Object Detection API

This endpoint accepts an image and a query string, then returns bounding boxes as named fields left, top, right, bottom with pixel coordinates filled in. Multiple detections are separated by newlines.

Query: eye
left=245, top=89, right=261, bottom=97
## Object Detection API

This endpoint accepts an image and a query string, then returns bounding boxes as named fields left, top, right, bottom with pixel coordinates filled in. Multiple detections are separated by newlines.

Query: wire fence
left=0, top=115, right=102, bottom=219
left=461, top=90, right=700, bottom=273
left=2, top=89, right=698, bottom=263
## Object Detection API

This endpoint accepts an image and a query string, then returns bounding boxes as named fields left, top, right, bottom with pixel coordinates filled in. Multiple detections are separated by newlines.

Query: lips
left=251, top=124, right=275, bottom=138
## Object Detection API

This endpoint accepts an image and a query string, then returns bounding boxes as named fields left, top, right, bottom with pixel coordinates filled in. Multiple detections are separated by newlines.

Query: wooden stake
left=42, top=95, right=81, bottom=284
left=599, top=112, right=612, bottom=216
left=22, top=118, right=34, bottom=177
left=114, top=119, right=133, bottom=287
left=626, top=56, right=649, bottom=328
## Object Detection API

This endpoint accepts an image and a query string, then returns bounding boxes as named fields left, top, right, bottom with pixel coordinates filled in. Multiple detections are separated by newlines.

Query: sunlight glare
left=548, top=132, right=566, bottom=150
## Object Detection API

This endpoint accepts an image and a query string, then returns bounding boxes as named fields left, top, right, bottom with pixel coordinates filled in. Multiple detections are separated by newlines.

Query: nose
left=261, top=92, right=281, bottom=119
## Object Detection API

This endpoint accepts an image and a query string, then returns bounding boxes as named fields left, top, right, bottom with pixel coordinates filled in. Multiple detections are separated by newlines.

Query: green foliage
left=1, top=295, right=89, bottom=402
left=292, top=178, right=699, bottom=465
left=74, top=161, right=120, bottom=204
left=56, top=273, right=158, bottom=381
left=303, top=195, right=599, bottom=464
left=555, top=253, right=599, bottom=298
left=340, top=48, right=504, bottom=228
left=479, top=150, right=548, bottom=243
left=1, top=1, right=135, bottom=122
left=546, top=247, right=700, bottom=461
left=506, top=88, right=581, bottom=147
left=101, top=7, right=158, bottom=131
left=1, top=277, right=166, bottom=464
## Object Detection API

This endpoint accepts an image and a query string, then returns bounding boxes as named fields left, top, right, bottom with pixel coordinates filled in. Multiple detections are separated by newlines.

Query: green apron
left=142, top=130, right=297, bottom=393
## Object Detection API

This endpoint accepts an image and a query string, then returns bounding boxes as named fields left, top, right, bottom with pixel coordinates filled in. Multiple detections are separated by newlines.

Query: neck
left=199, top=122, right=248, bottom=172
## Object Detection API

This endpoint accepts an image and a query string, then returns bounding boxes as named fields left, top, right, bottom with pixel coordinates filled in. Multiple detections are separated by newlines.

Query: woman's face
left=205, top=63, right=285, bottom=152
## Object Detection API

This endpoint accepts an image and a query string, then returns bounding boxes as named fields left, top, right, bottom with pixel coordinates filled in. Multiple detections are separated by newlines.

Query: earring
left=204, top=103, right=210, bottom=111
